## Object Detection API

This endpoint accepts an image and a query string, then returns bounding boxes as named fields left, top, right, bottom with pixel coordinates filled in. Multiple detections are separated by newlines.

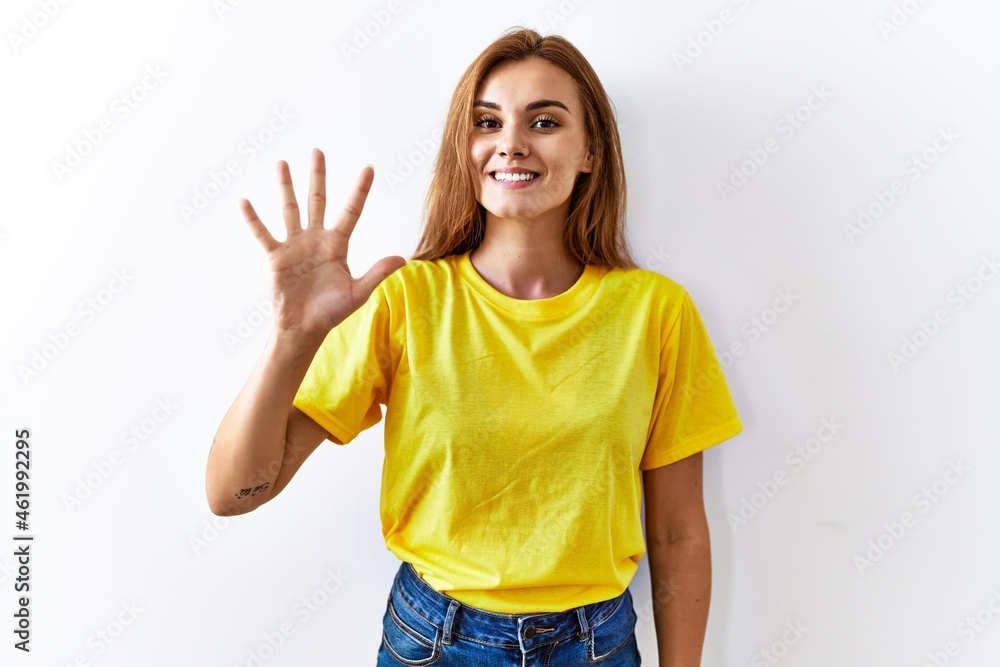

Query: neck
left=470, top=212, right=583, bottom=300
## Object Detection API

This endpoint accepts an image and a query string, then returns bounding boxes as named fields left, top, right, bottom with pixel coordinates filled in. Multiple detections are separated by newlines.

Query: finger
left=276, top=160, right=302, bottom=236
left=307, top=148, right=327, bottom=229
left=356, top=255, right=408, bottom=301
left=240, top=199, right=280, bottom=253
left=330, top=165, right=374, bottom=242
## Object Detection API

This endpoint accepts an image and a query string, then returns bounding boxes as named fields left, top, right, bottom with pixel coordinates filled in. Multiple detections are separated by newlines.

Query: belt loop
left=442, top=600, right=459, bottom=645
left=575, top=606, right=590, bottom=642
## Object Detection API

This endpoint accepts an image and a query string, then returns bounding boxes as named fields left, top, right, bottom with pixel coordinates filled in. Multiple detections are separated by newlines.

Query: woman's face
left=469, top=57, right=593, bottom=227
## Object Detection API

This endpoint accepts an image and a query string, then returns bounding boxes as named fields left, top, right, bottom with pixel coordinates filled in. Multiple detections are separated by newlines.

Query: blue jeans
left=376, top=561, right=642, bottom=666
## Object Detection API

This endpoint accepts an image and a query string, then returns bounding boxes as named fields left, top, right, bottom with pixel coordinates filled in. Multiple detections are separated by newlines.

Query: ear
left=581, top=148, right=594, bottom=174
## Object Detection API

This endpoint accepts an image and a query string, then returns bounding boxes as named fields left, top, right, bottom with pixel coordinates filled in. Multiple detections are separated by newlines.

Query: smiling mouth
left=491, top=171, right=538, bottom=182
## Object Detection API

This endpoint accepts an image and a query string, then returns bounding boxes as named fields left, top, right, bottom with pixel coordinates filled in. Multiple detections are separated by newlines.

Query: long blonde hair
left=410, top=26, right=637, bottom=269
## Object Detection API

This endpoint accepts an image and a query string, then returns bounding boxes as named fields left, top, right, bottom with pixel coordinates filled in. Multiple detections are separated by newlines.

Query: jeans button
left=524, top=626, right=536, bottom=639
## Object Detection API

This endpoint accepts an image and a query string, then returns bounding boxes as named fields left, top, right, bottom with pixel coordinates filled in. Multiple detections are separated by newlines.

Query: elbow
left=208, top=496, right=237, bottom=517
left=207, top=493, right=260, bottom=517
left=205, top=473, right=231, bottom=516
left=206, top=481, right=274, bottom=517
left=204, top=455, right=279, bottom=516
left=206, top=489, right=236, bottom=517
left=646, top=524, right=711, bottom=554
left=205, top=479, right=254, bottom=517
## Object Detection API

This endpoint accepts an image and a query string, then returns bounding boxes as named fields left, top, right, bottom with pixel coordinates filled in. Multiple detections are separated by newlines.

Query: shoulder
left=599, top=265, right=690, bottom=313
left=377, top=253, right=461, bottom=300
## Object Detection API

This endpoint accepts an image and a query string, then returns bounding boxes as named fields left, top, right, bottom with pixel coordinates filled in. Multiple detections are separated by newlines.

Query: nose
left=495, top=132, right=529, bottom=158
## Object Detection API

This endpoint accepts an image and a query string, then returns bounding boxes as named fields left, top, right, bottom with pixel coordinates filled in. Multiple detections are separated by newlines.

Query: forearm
left=647, top=535, right=712, bottom=667
left=206, top=327, right=323, bottom=514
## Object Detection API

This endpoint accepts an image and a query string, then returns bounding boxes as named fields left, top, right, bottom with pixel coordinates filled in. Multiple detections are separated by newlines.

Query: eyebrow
left=473, top=99, right=571, bottom=113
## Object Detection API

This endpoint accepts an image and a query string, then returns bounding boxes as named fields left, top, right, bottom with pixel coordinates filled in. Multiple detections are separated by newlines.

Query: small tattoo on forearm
left=235, top=482, right=269, bottom=499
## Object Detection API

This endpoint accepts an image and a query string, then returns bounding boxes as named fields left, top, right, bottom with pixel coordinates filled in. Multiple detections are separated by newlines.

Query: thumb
left=355, top=256, right=408, bottom=301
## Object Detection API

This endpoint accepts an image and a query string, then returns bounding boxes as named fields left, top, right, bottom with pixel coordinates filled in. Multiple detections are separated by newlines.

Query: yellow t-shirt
left=292, top=250, right=742, bottom=613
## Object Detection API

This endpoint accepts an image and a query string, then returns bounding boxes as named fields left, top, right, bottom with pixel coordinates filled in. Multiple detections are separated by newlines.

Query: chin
left=483, top=205, right=542, bottom=221
left=480, top=197, right=542, bottom=220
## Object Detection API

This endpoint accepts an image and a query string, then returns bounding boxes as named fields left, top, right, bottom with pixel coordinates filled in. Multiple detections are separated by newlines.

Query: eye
left=533, top=115, right=560, bottom=129
left=474, top=114, right=500, bottom=129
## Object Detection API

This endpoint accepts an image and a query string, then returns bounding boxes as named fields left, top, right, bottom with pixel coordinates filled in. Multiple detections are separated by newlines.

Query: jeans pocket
left=381, top=597, right=441, bottom=666
left=588, top=590, right=638, bottom=663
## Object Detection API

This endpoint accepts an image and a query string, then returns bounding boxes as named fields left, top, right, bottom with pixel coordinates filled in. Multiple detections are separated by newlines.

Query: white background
left=2, top=0, right=999, bottom=665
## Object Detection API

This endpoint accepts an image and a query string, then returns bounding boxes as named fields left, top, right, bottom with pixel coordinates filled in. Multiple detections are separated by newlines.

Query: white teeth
left=493, top=171, right=537, bottom=182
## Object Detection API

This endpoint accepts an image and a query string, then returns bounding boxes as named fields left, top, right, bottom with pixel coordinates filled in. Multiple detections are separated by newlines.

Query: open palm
left=240, top=148, right=406, bottom=337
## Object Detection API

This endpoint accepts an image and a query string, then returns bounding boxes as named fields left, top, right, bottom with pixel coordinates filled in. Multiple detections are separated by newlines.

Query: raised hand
left=240, top=148, right=407, bottom=339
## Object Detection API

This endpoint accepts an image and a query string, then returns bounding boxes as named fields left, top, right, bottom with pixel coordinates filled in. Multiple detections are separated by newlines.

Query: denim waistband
left=390, top=560, right=632, bottom=651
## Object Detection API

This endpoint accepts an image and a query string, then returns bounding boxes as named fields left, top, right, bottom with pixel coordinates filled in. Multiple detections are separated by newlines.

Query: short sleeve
left=640, top=288, right=743, bottom=470
left=292, top=282, right=396, bottom=445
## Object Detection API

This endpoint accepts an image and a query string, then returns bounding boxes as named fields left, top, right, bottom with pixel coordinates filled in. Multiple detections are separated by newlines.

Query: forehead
left=475, top=57, right=581, bottom=110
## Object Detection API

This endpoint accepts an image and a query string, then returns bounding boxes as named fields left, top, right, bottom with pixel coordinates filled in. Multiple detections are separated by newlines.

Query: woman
left=206, top=27, right=742, bottom=666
